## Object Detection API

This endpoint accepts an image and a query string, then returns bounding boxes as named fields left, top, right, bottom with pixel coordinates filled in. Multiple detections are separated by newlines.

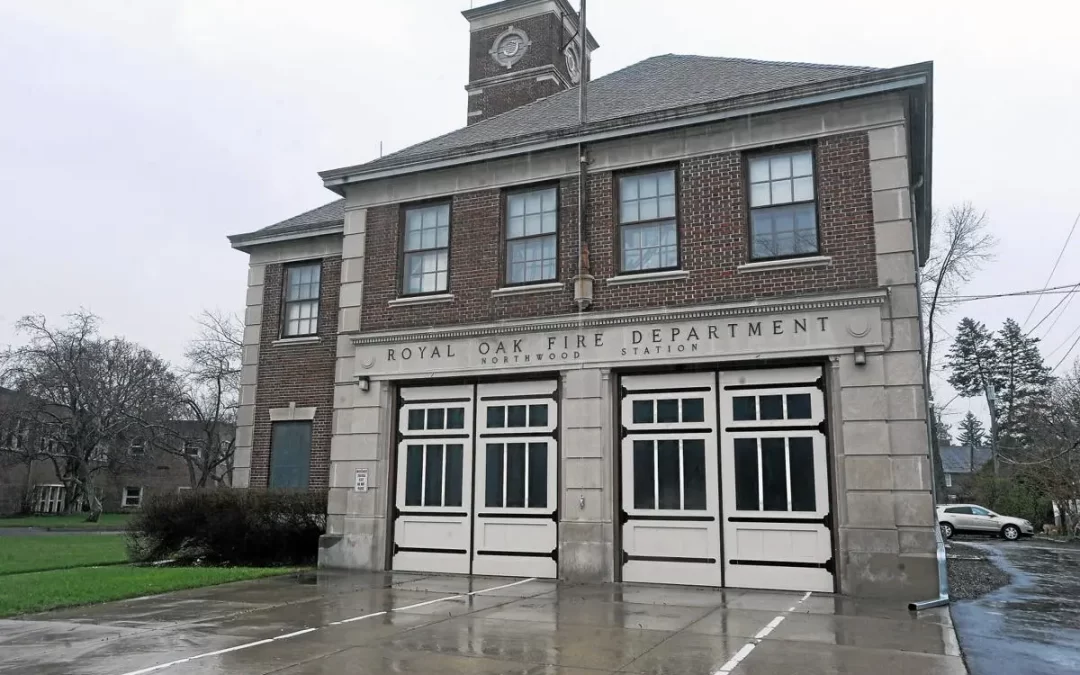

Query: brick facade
left=249, top=258, right=340, bottom=489
left=360, top=131, right=876, bottom=333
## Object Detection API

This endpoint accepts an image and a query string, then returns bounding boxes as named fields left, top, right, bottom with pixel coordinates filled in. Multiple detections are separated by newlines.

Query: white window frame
left=130, top=438, right=146, bottom=456
left=183, top=440, right=199, bottom=457
left=944, top=473, right=953, bottom=488
left=747, top=148, right=819, bottom=260
left=617, top=168, right=679, bottom=273
left=505, top=186, right=558, bottom=285
left=122, top=486, right=144, bottom=508
left=402, top=202, right=451, bottom=295
left=282, top=262, right=321, bottom=337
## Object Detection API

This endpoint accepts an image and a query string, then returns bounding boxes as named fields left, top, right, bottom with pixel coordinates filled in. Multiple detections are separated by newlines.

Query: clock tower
left=462, top=0, right=599, bottom=125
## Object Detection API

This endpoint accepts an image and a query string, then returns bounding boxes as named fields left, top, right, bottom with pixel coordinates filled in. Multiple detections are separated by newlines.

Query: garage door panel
left=624, top=522, right=715, bottom=559
left=620, top=373, right=723, bottom=587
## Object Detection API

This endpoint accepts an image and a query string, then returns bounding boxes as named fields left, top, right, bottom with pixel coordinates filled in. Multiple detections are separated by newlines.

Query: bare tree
left=921, top=203, right=996, bottom=382
left=0, top=312, right=177, bottom=521
left=153, top=310, right=242, bottom=488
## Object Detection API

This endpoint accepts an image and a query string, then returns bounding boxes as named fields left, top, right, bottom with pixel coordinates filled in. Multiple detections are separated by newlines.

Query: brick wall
left=360, top=132, right=876, bottom=332
left=250, top=258, right=340, bottom=489
left=468, top=78, right=565, bottom=125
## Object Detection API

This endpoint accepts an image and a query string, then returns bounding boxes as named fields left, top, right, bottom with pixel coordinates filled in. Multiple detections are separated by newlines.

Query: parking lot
left=0, top=571, right=966, bottom=675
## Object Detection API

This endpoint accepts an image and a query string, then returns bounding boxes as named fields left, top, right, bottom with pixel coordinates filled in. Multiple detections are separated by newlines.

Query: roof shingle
left=322, top=54, right=877, bottom=178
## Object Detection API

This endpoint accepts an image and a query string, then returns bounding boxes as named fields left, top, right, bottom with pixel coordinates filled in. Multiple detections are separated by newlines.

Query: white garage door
left=620, top=373, right=723, bottom=586
left=719, top=367, right=834, bottom=592
left=619, top=367, right=834, bottom=592
left=392, top=381, right=558, bottom=579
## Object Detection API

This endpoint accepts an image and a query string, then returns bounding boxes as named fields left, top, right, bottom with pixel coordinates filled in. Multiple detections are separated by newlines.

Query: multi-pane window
left=505, top=187, right=557, bottom=284
left=632, top=438, right=707, bottom=510
left=283, top=263, right=321, bottom=337
left=618, top=169, right=678, bottom=272
left=733, top=436, right=816, bottom=512
left=748, top=150, right=818, bottom=259
left=484, top=442, right=548, bottom=508
left=403, top=202, right=450, bottom=294
left=403, top=443, right=465, bottom=508
left=129, top=439, right=145, bottom=456
left=122, top=486, right=143, bottom=508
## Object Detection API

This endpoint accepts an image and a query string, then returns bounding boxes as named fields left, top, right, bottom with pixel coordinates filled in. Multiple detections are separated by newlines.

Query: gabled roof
left=940, top=446, right=994, bottom=474
left=321, top=55, right=878, bottom=181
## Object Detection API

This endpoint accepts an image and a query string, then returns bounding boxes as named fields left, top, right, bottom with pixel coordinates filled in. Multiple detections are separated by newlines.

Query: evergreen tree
left=946, top=318, right=997, bottom=396
left=956, top=411, right=987, bottom=448
left=991, top=318, right=1053, bottom=444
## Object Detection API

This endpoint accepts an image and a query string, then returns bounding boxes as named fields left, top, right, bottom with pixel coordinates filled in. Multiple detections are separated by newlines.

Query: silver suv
left=937, top=504, right=1034, bottom=541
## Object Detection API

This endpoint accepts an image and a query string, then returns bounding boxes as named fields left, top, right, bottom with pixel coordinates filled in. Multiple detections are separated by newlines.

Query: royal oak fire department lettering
left=381, top=316, right=829, bottom=366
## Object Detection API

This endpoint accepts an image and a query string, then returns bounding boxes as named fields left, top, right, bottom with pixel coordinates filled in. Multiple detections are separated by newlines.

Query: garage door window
left=632, top=438, right=707, bottom=510
left=484, top=442, right=547, bottom=508
left=404, top=443, right=464, bottom=507
left=734, top=436, right=816, bottom=512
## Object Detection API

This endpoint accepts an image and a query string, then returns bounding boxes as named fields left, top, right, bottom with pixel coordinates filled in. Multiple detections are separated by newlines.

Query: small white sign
left=354, top=468, right=369, bottom=492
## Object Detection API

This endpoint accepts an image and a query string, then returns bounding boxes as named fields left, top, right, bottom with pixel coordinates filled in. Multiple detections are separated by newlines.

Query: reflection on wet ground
left=952, top=540, right=1080, bottom=675
left=0, top=571, right=967, bottom=674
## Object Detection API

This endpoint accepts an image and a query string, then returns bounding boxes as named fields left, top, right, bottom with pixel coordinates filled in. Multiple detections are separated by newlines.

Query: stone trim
left=490, top=281, right=565, bottom=297
left=388, top=293, right=455, bottom=307
left=268, top=403, right=317, bottom=422
left=605, top=269, right=690, bottom=285
left=737, top=256, right=832, bottom=274
left=353, top=290, right=886, bottom=346
left=272, top=336, right=321, bottom=346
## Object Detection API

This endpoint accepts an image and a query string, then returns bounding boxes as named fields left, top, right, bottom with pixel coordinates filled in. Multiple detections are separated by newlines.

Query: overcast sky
left=1, top=0, right=1077, bottom=427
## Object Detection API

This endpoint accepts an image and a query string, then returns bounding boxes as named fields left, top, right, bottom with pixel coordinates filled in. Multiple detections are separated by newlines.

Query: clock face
left=499, top=36, right=522, bottom=57
left=490, top=27, right=530, bottom=68
left=565, top=42, right=581, bottom=83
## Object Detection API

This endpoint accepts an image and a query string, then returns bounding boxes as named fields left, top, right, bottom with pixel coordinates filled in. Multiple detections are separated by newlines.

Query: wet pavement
left=0, top=571, right=966, bottom=674
left=951, top=539, right=1080, bottom=675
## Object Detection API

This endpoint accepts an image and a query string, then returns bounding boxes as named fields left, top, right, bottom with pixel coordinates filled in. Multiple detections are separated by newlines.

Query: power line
left=1040, top=284, right=1079, bottom=338
left=1022, top=210, right=1080, bottom=329
left=1050, top=324, right=1080, bottom=372
left=939, top=281, right=1080, bottom=303
left=1047, top=321, right=1080, bottom=360
left=1025, top=282, right=1080, bottom=336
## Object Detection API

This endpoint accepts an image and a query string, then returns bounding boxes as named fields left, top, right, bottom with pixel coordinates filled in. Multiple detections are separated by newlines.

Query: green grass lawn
left=0, top=534, right=129, bottom=575
left=0, top=513, right=133, bottom=529
left=0, top=565, right=302, bottom=617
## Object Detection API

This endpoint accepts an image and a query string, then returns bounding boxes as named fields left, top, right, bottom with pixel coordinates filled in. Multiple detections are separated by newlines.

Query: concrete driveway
left=952, top=539, right=1080, bottom=675
left=0, top=572, right=965, bottom=675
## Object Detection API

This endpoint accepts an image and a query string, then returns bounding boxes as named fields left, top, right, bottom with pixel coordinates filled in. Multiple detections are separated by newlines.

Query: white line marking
left=712, top=591, right=813, bottom=675
left=715, top=643, right=756, bottom=674
left=116, top=577, right=539, bottom=675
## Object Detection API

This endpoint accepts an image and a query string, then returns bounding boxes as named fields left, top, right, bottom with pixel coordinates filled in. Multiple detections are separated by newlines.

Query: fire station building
left=229, top=0, right=937, bottom=598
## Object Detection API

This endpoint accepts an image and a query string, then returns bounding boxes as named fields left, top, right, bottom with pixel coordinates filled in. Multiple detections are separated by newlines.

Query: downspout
left=907, top=173, right=951, bottom=611
left=572, top=0, right=593, bottom=310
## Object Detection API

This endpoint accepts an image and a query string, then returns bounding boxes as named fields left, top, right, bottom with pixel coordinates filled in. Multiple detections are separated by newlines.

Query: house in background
left=0, top=387, right=234, bottom=514
left=939, top=445, right=993, bottom=502
left=227, top=0, right=936, bottom=598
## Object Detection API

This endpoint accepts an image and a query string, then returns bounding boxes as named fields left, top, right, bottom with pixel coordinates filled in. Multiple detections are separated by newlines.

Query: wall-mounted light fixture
left=356, top=375, right=370, bottom=392
left=853, top=346, right=867, bottom=366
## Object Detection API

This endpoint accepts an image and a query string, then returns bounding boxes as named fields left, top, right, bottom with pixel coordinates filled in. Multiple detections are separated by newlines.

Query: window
left=944, top=473, right=953, bottom=488
left=34, top=485, right=65, bottom=513
left=505, top=187, right=557, bottom=284
left=130, top=439, right=145, bottom=456
left=283, top=262, right=321, bottom=337
left=402, top=202, right=450, bottom=294
left=618, top=169, right=678, bottom=272
left=971, top=506, right=993, bottom=516
left=269, top=421, right=312, bottom=489
left=944, top=506, right=972, bottom=515
left=122, top=487, right=143, bottom=508
left=404, top=443, right=465, bottom=507
left=182, top=440, right=200, bottom=457
left=748, top=149, right=818, bottom=259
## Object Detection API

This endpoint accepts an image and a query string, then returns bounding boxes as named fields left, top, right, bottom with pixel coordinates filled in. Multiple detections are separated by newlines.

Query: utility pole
left=985, top=384, right=1000, bottom=476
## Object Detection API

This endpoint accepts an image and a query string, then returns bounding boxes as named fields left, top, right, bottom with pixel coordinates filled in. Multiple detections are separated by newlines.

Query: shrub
left=127, top=489, right=326, bottom=566
left=971, top=471, right=1054, bottom=529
